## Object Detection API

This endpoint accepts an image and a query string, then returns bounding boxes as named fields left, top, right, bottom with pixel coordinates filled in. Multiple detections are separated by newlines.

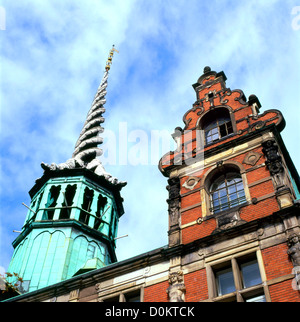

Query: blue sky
left=0, top=0, right=300, bottom=274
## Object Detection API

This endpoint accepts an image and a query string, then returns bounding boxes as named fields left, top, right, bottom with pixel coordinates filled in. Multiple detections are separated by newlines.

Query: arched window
left=79, top=187, right=94, bottom=225
left=43, top=185, right=61, bottom=220
left=60, top=185, right=77, bottom=220
left=210, top=172, right=246, bottom=214
left=201, top=108, right=233, bottom=145
left=94, top=195, right=107, bottom=230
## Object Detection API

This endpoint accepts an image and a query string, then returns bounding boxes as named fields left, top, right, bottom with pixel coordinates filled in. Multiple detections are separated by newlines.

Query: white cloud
left=0, top=0, right=299, bottom=273
left=0, top=266, right=6, bottom=276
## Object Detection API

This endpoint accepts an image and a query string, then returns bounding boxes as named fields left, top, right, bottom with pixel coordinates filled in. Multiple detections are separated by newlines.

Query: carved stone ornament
left=182, top=176, right=200, bottom=190
left=262, top=139, right=284, bottom=176
left=243, top=152, right=262, bottom=166
left=167, top=177, right=181, bottom=246
left=69, top=289, right=80, bottom=302
left=167, top=177, right=181, bottom=200
left=213, top=211, right=246, bottom=234
left=168, top=199, right=180, bottom=227
left=167, top=177, right=181, bottom=227
left=287, top=233, right=300, bottom=268
left=262, top=139, right=286, bottom=190
left=166, top=271, right=186, bottom=302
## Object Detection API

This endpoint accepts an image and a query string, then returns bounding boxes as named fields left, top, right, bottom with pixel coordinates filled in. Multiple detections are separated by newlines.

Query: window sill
left=204, top=133, right=235, bottom=148
left=212, top=292, right=237, bottom=302
left=212, top=284, right=265, bottom=302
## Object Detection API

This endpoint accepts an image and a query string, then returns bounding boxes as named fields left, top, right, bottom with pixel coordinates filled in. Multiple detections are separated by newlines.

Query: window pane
left=241, top=260, right=262, bottom=288
left=227, top=122, right=233, bottom=134
left=246, top=295, right=266, bottom=302
left=206, top=136, right=213, bottom=144
left=219, top=123, right=227, bottom=137
left=216, top=267, right=236, bottom=296
left=212, top=192, right=219, bottom=203
left=228, top=184, right=237, bottom=195
left=205, top=126, right=219, bottom=144
left=220, top=195, right=228, bottom=204
left=205, top=120, right=217, bottom=130
left=212, top=133, right=219, bottom=141
left=228, top=193, right=237, bottom=203
left=236, top=182, right=244, bottom=191
left=219, top=188, right=227, bottom=197
left=211, top=127, right=218, bottom=135
left=127, top=295, right=140, bottom=302
left=237, top=190, right=246, bottom=200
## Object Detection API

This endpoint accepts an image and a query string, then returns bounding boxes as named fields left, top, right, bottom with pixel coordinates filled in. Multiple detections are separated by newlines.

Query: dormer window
left=201, top=108, right=234, bottom=145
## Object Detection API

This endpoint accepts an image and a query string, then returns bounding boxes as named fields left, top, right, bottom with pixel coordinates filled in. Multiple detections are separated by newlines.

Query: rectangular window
left=216, top=267, right=235, bottom=296
left=208, top=253, right=267, bottom=302
left=124, top=290, right=141, bottom=302
left=240, top=259, right=262, bottom=288
left=100, top=287, right=143, bottom=302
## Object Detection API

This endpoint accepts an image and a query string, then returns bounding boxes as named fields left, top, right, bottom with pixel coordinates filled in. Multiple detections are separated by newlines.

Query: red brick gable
left=159, top=67, right=284, bottom=176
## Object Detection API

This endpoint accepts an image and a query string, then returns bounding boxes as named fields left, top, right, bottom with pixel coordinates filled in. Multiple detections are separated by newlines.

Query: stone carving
left=243, top=152, right=262, bottom=166
left=95, top=283, right=101, bottom=292
left=167, top=177, right=181, bottom=246
left=213, top=211, right=246, bottom=234
left=287, top=234, right=300, bottom=268
left=69, top=289, right=80, bottom=302
left=167, top=271, right=186, bottom=302
left=182, top=176, right=200, bottom=191
left=288, top=234, right=300, bottom=290
left=168, top=200, right=180, bottom=227
left=262, top=139, right=285, bottom=189
left=167, top=177, right=180, bottom=200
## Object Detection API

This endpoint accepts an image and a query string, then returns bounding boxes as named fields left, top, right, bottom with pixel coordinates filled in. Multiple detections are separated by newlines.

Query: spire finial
left=105, top=45, right=119, bottom=71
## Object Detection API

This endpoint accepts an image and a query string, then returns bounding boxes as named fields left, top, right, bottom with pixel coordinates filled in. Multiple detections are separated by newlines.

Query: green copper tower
left=7, top=46, right=126, bottom=293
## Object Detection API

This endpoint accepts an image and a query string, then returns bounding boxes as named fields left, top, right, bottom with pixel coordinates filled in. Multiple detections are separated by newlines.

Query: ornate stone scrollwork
left=166, top=271, right=186, bottom=302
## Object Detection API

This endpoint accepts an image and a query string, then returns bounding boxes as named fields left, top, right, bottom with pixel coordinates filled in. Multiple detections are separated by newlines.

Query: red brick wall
left=185, top=269, right=208, bottom=302
left=269, top=280, right=300, bottom=302
left=144, top=281, right=169, bottom=302
left=240, top=198, right=279, bottom=222
left=262, top=243, right=300, bottom=302
left=262, top=244, right=293, bottom=279
left=181, top=207, right=201, bottom=226
left=182, top=219, right=216, bottom=244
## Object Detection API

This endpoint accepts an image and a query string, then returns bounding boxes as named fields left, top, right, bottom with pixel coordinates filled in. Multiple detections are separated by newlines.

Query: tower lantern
left=7, top=46, right=126, bottom=293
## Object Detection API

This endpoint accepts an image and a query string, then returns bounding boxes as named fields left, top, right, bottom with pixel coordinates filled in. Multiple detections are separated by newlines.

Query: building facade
left=4, top=65, right=300, bottom=302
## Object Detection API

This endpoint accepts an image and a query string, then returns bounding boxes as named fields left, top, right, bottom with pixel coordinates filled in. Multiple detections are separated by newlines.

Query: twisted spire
left=72, top=46, right=119, bottom=163
left=41, top=46, right=126, bottom=186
